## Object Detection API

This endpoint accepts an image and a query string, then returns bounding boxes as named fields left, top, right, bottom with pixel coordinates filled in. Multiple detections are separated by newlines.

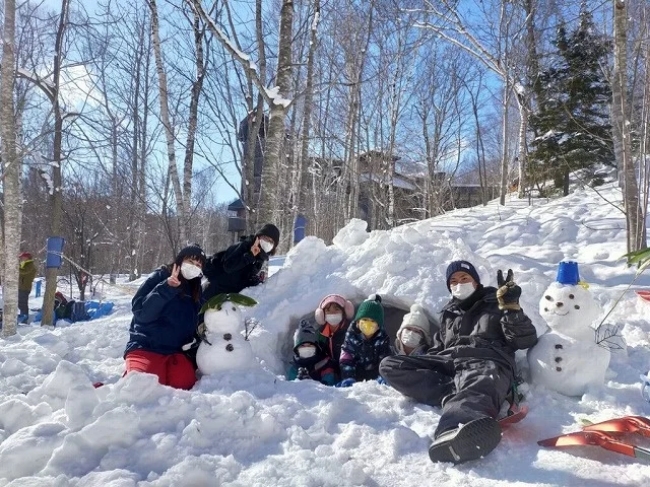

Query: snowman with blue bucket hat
left=527, top=261, right=611, bottom=397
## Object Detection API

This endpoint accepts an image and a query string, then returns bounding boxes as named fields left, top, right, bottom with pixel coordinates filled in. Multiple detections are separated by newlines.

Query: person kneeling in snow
left=314, top=294, right=355, bottom=379
left=337, top=294, right=391, bottom=387
left=380, top=261, right=538, bottom=464
left=287, top=321, right=337, bottom=386
left=123, top=245, right=206, bottom=390
left=394, top=304, right=433, bottom=356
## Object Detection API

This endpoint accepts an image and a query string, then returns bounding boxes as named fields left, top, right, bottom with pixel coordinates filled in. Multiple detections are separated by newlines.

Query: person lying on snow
left=123, top=244, right=206, bottom=390
left=287, top=320, right=338, bottom=386
left=337, top=294, right=391, bottom=387
left=380, top=261, right=538, bottom=464
left=394, top=303, right=433, bottom=356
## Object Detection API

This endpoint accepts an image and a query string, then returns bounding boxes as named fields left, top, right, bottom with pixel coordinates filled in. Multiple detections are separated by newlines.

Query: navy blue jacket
left=202, top=236, right=268, bottom=301
left=124, top=267, right=202, bottom=357
left=339, top=322, right=391, bottom=381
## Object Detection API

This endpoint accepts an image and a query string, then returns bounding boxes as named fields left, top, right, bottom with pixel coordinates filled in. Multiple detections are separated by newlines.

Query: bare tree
left=1, top=0, right=20, bottom=336
left=612, top=0, right=646, bottom=253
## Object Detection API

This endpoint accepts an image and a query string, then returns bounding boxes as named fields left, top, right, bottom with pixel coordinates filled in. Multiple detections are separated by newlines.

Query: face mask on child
left=451, top=282, right=476, bottom=300
left=358, top=318, right=379, bottom=337
left=181, top=262, right=203, bottom=280
left=260, top=239, right=274, bottom=253
left=400, top=328, right=424, bottom=348
left=326, top=313, right=343, bottom=326
left=297, top=345, right=316, bottom=358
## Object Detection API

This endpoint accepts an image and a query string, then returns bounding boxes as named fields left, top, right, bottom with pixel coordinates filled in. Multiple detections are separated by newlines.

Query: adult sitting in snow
left=202, top=223, right=280, bottom=301
left=314, top=294, right=355, bottom=379
left=380, top=261, right=538, bottom=464
left=394, top=304, right=433, bottom=356
left=337, top=294, right=391, bottom=387
left=287, top=320, right=338, bottom=386
left=123, top=244, right=206, bottom=390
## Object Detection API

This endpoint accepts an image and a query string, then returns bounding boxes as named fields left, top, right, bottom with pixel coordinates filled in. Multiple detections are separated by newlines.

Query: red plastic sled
left=635, top=290, right=650, bottom=302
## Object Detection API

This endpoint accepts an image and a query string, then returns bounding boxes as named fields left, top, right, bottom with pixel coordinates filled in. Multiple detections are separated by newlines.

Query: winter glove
left=335, top=378, right=356, bottom=388
left=297, top=367, right=310, bottom=380
left=321, top=372, right=337, bottom=386
left=376, top=376, right=387, bottom=386
left=496, top=269, right=522, bottom=311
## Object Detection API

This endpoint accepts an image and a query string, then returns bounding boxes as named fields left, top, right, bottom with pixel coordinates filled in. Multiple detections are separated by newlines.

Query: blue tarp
left=32, top=301, right=114, bottom=324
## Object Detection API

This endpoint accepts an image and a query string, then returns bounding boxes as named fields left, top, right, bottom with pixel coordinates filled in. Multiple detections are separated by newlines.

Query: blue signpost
left=294, top=214, right=307, bottom=245
left=46, top=237, right=65, bottom=269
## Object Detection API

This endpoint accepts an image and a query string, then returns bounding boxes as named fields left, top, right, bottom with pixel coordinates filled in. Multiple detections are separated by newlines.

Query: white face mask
left=181, top=262, right=203, bottom=280
left=297, top=345, right=316, bottom=358
left=260, top=239, right=274, bottom=253
left=325, top=313, right=343, bottom=326
left=400, top=329, right=424, bottom=348
left=451, top=282, right=476, bottom=300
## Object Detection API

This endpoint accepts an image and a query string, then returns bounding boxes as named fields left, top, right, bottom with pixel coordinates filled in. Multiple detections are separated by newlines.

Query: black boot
left=428, top=417, right=502, bottom=464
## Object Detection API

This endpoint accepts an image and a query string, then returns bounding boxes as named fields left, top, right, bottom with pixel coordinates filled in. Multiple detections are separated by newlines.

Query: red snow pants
left=125, top=350, right=197, bottom=390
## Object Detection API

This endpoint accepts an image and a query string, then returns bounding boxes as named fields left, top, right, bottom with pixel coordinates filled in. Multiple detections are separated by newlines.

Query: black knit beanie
left=256, top=224, right=280, bottom=245
left=175, top=244, right=206, bottom=266
left=445, top=260, right=481, bottom=291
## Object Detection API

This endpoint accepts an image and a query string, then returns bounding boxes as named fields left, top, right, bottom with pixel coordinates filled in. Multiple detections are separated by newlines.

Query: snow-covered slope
left=1, top=182, right=649, bottom=486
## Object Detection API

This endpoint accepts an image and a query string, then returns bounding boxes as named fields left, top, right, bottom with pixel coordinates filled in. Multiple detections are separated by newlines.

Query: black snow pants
left=379, top=352, right=513, bottom=438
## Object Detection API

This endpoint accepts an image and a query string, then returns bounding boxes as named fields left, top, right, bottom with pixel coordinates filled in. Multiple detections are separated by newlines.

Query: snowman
left=527, top=262, right=609, bottom=397
left=196, top=293, right=258, bottom=375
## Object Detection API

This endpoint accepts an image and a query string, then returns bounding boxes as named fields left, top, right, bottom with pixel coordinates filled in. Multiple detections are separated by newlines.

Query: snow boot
left=428, top=416, right=502, bottom=464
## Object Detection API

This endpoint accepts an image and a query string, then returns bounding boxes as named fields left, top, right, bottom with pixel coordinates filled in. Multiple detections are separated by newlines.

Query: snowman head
left=204, top=301, right=243, bottom=334
left=539, top=282, right=601, bottom=338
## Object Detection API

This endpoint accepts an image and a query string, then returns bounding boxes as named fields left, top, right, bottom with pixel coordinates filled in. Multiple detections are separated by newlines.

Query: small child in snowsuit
left=337, top=294, right=391, bottom=387
left=394, top=304, right=433, bottom=356
left=288, top=320, right=338, bottom=386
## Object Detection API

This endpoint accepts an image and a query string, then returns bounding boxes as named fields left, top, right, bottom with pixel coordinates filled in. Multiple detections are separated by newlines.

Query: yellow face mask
left=358, top=318, right=379, bottom=337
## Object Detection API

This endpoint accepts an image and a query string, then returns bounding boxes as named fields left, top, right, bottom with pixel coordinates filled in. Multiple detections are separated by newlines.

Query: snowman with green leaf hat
left=196, top=293, right=258, bottom=375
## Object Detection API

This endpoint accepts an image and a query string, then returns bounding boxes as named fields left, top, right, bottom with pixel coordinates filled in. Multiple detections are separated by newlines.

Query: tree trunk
left=258, top=0, right=294, bottom=233
left=1, top=0, right=20, bottom=336
left=613, top=0, right=647, bottom=253
left=148, top=0, right=186, bottom=247
left=41, top=0, right=69, bottom=327
left=183, top=9, right=207, bottom=240
left=499, top=82, right=511, bottom=205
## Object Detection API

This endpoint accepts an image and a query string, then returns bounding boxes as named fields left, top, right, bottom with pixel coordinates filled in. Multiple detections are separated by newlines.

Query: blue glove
left=376, top=376, right=387, bottom=385
left=335, top=378, right=356, bottom=388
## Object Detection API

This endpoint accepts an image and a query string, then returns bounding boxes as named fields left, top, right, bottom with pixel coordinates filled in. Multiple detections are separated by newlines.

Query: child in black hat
left=202, top=223, right=280, bottom=301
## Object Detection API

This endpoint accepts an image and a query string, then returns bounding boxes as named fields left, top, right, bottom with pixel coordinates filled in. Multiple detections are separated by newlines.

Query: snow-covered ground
left=1, top=182, right=650, bottom=486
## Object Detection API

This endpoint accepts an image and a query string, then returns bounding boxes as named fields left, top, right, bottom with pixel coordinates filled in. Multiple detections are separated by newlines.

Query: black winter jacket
left=202, top=236, right=268, bottom=300
left=429, top=285, right=538, bottom=371
left=124, top=268, right=202, bottom=356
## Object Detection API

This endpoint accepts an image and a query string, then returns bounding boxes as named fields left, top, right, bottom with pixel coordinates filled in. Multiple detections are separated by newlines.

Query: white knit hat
left=397, top=304, right=432, bottom=344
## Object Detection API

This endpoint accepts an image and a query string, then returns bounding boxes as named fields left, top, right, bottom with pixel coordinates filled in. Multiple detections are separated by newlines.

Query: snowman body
left=528, top=282, right=610, bottom=397
left=196, top=302, right=255, bottom=375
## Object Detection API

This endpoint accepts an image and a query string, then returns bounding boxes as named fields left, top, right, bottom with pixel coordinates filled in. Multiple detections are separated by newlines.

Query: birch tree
left=612, top=0, right=646, bottom=253
left=1, top=0, right=20, bottom=336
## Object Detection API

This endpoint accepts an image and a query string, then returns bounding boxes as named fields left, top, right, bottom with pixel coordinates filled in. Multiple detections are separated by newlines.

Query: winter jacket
left=124, top=267, right=202, bottom=357
left=202, top=236, right=269, bottom=301
left=319, top=320, right=349, bottom=364
left=429, top=285, right=538, bottom=372
left=287, top=344, right=338, bottom=386
left=339, top=322, right=392, bottom=381
left=19, top=260, right=37, bottom=292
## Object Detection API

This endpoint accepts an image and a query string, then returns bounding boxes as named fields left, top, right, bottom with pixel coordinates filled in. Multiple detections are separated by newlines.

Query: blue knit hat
left=354, top=294, right=384, bottom=329
left=445, top=261, right=481, bottom=291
